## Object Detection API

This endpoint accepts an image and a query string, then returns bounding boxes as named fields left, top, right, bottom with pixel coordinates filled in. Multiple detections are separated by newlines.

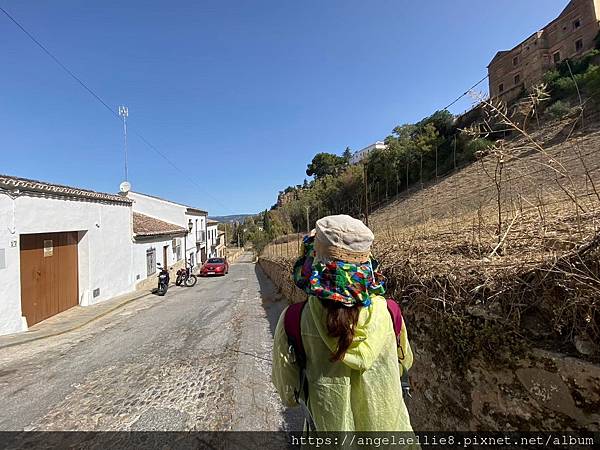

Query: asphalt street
left=0, top=252, right=300, bottom=431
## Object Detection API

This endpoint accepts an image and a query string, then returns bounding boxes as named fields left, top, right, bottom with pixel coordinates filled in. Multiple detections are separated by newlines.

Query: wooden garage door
left=20, top=232, right=79, bottom=326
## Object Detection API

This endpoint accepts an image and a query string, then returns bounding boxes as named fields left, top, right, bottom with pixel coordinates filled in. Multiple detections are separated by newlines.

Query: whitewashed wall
left=128, top=192, right=185, bottom=225
left=128, top=192, right=206, bottom=269
left=132, top=237, right=175, bottom=286
left=0, top=196, right=22, bottom=334
left=0, top=193, right=135, bottom=336
left=190, top=215, right=206, bottom=266
left=207, top=224, right=219, bottom=258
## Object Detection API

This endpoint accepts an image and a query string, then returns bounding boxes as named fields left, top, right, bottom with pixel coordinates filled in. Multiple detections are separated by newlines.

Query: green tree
left=414, top=123, right=441, bottom=186
left=306, top=153, right=347, bottom=179
left=392, top=124, right=417, bottom=141
left=417, top=110, right=454, bottom=138
left=342, top=147, right=353, bottom=164
left=263, top=209, right=274, bottom=237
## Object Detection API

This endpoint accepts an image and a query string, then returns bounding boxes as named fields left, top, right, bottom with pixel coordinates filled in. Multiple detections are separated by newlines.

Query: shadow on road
left=254, top=263, right=304, bottom=432
left=255, top=264, right=286, bottom=338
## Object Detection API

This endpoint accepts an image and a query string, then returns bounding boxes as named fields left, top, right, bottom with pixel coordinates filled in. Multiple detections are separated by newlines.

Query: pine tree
left=343, top=147, right=352, bottom=164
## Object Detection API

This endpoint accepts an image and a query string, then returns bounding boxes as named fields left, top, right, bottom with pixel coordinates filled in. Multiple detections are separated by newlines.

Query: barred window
left=146, top=248, right=156, bottom=276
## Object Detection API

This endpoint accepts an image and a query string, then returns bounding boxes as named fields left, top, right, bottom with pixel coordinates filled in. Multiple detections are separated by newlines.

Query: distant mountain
left=209, top=214, right=255, bottom=223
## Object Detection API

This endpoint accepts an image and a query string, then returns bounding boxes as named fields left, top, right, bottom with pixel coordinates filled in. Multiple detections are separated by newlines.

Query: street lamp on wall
left=184, top=219, right=193, bottom=268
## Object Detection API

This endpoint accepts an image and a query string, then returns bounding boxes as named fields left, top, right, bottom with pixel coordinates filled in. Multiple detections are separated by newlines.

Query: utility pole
left=363, top=163, right=369, bottom=227
left=305, top=206, right=310, bottom=233
left=118, top=106, right=129, bottom=181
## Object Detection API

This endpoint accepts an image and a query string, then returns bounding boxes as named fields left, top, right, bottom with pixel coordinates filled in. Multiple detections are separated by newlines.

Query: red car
left=199, top=257, right=229, bottom=276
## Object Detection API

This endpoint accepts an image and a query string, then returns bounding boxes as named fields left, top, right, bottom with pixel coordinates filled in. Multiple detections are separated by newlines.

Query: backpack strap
left=386, top=298, right=412, bottom=399
left=284, top=301, right=307, bottom=368
left=283, top=301, right=317, bottom=431
left=386, top=298, right=403, bottom=342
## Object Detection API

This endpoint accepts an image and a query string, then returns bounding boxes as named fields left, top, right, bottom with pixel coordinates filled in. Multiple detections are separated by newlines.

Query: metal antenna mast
left=118, top=106, right=129, bottom=181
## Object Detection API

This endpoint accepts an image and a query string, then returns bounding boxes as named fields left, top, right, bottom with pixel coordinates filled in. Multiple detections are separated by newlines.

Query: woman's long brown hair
left=323, top=299, right=361, bottom=361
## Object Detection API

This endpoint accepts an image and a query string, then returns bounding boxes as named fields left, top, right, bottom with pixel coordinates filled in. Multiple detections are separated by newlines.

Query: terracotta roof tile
left=0, top=174, right=132, bottom=205
left=133, top=212, right=187, bottom=237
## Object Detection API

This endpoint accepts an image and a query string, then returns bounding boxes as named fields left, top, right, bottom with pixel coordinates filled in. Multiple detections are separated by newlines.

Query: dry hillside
left=369, top=111, right=600, bottom=357
left=260, top=104, right=600, bottom=430
left=264, top=110, right=600, bottom=357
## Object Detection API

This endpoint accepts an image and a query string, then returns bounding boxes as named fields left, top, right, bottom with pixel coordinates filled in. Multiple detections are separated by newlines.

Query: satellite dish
left=119, top=181, right=131, bottom=193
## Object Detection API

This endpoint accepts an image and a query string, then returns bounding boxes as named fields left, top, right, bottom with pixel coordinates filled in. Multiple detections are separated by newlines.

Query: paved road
left=0, top=252, right=300, bottom=431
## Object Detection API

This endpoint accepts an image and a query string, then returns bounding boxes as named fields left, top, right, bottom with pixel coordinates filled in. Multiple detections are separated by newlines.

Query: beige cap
left=314, top=214, right=374, bottom=263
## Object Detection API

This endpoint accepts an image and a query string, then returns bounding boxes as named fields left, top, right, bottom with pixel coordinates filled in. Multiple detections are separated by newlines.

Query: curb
left=0, top=291, right=152, bottom=350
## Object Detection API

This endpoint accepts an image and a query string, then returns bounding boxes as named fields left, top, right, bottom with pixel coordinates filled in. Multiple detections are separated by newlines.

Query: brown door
left=163, top=246, right=169, bottom=268
left=20, top=232, right=79, bottom=326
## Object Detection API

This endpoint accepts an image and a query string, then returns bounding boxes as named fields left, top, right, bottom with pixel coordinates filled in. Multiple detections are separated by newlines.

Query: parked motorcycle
left=175, top=260, right=197, bottom=287
left=156, top=262, right=170, bottom=296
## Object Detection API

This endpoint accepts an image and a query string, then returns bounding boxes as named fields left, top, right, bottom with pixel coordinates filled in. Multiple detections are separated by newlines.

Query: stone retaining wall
left=259, top=258, right=307, bottom=305
left=258, top=256, right=600, bottom=431
left=227, top=247, right=246, bottom=263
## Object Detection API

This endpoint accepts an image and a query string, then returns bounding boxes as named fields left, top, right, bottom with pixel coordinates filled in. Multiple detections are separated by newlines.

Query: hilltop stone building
left=488, top=0, right=600, bottom=102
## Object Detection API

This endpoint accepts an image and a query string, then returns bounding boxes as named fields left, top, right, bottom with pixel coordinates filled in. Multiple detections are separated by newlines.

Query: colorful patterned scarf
left=292, top=234, right=385, bottom=307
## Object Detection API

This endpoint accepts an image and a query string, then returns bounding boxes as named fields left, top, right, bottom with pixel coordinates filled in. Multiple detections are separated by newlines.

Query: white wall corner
left=80, top=289, right=91, bottom=307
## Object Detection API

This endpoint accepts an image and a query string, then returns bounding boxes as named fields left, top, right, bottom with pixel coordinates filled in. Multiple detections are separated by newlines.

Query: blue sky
left=1, top=0, right=567, bottom=215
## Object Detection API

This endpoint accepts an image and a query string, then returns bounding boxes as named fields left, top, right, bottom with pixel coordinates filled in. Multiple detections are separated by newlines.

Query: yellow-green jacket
left=272, top=295, right=414, bottom=431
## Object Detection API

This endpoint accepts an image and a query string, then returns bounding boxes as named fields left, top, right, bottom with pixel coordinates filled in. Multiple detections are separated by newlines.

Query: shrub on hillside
left=543, top=54, right=600, bottom=101
left=544, top=70, right=581, bottom=100
left=582, top=64, right=600, bottom=98
left=465, top=138, right=494, bottom=158
left=546, top=100, right=572, bottom=119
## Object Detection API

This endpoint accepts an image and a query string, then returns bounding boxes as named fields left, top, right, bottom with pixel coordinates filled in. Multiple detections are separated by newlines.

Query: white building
left=206, top=219, right=220, bottom=258
left=350, top=141, right=387, bottom=164
left=0, top=175, right=212, bottom=337
left=215, top=231, right=227, bottom=258
left=0, top=175, right=135, bottom=335
left=126, top=192, right=208, bottom=284
left=131, top=212, right=188, bottom=291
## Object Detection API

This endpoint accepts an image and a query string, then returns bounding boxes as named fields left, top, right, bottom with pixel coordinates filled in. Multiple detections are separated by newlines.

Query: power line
left=442, top=74, right=489, bottom=112
left=0, top=5, right=227, bottom=210
left=0, top=6, right=118, bottom=118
